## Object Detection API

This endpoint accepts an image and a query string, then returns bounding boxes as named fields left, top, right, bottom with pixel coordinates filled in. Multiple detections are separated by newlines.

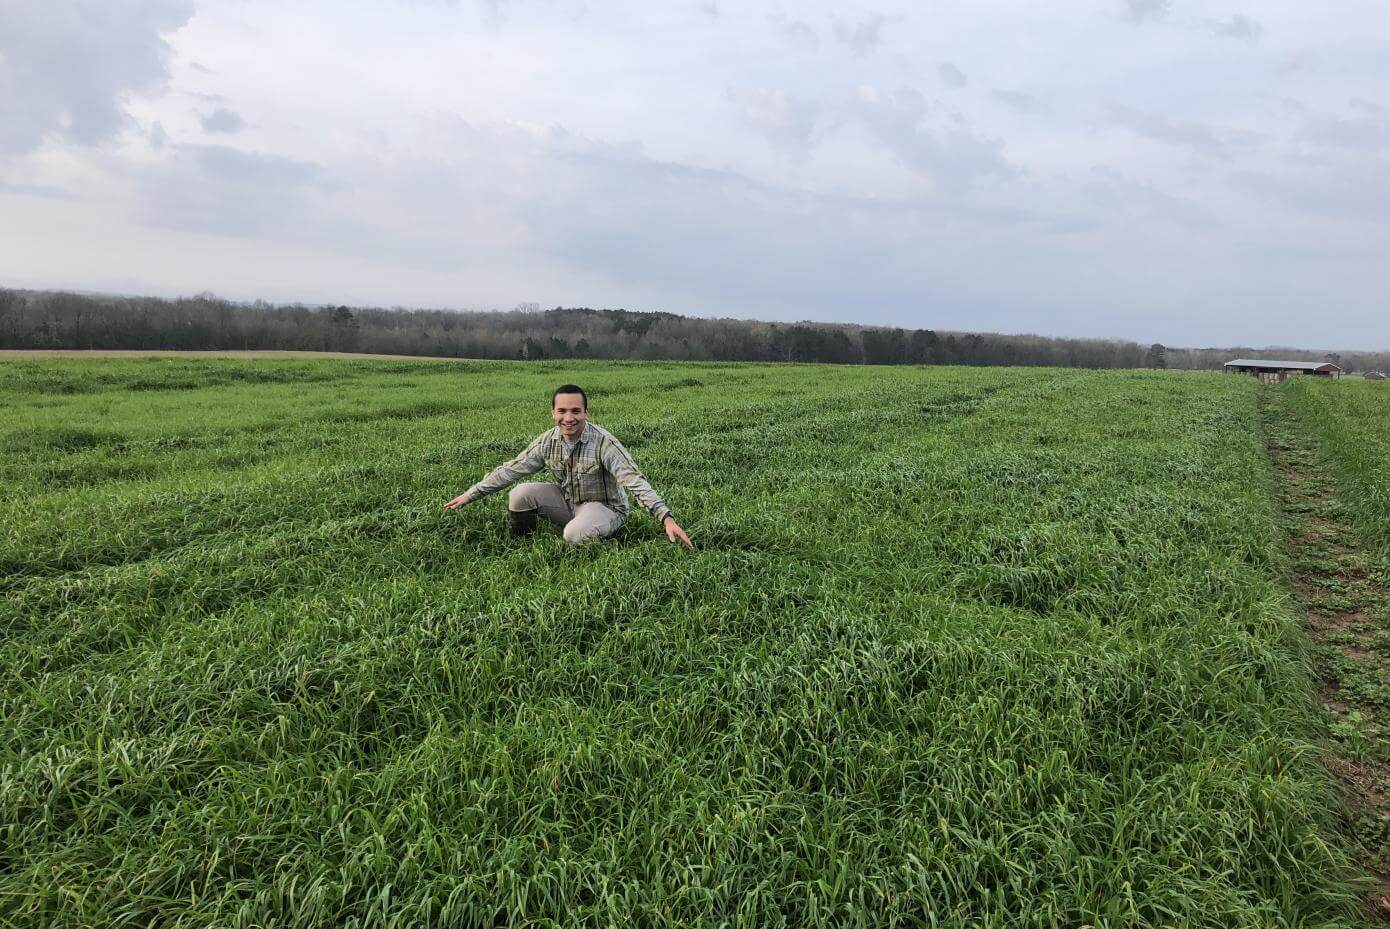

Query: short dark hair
left=552, top=384, right=588, bottom=409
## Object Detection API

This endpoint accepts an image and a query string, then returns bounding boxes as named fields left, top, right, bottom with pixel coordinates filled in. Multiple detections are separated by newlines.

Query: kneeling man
left=445, top=385, right=693, bottom=548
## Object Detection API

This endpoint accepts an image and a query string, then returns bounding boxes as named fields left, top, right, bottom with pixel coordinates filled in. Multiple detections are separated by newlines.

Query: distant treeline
left=2, top=287, right=1385, bottom=372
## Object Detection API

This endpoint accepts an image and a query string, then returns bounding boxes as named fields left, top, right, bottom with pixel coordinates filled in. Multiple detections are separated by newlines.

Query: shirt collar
left=558, top=422, right=595, bottom=447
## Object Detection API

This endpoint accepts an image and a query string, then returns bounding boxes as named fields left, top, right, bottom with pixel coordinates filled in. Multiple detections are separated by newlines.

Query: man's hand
left=443, top=490, right=475, bottom=510
left=663, top=515, right=693, bottom=549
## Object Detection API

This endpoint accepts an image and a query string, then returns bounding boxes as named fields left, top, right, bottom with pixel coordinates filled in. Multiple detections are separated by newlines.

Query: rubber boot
left=508, top=508, right=538, bottom=538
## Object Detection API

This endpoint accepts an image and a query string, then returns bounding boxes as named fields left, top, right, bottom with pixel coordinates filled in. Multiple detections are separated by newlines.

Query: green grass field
left=0, top=359, right=1364, bottom=926
left=1288, top=378, right=1390, bottom=557
left=1282, top=377, right=1390, bottom=869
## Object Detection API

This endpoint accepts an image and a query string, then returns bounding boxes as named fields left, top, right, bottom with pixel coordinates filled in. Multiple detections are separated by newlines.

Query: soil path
left=1262, top=386, right=1390, bottom=922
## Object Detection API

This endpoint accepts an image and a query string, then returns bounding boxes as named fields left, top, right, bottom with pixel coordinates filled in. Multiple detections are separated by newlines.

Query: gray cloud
left=833, top=13, right=890, bottom=57
left=1213, top=14, right=1262, bottom=40
left=133, top=144, right=330, bottom=236
left=857, top=87, right=1016, bottom=190
left=0, top=0, right=193, bottom=156
left=479, top=0, right=511, bottom=27
left=1233, top=165, right=1390, bottom=224
left=938, top=62, right=968, bottom=89
left=1297, top=110, right=1390, bottom=152
left=503, top=123, right=1059, bottom=319
left=728, top=87, right=820, bottom=154
left=992, top=89, right=1040, bottom=113
left=0, top=181, right=71, bottom=200
left=774, top=16, right=818, bottom=48
left=200, top=107, right=246, bottom=134
left=1109, top=105, right=1225, bottom=157
left=191, top=145, right=323, bottom=186
left=1350, top=98, right=1386, bottom=115
left=242, top=113, right=1061, bottom=315
left=1084, top=166, right=1215, bottom=231
left=1276, top=54, right=1309, bottom=75
left=1123, top=0, right=1171, bottom=22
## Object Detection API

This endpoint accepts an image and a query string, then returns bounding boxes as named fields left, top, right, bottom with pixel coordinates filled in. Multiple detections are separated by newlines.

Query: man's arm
left=444, top=433, right=548, bottom=509
left=600, top=438, right=693, bottom=548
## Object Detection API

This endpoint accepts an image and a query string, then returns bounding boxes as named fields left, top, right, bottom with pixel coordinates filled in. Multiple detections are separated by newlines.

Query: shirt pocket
left=575, top=457, right=607, bottom=498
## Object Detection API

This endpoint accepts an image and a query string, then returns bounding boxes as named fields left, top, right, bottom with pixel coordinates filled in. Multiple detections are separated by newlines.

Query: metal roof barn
left=1223, top=359, right=1343, bottom=384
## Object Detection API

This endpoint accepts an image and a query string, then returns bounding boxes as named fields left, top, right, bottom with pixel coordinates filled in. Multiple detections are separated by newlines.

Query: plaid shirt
left=466, top=421, right=671, bottom=521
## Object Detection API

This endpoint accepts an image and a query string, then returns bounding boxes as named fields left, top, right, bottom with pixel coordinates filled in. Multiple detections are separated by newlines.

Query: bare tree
left=6, top=286, right=1385, bottom=371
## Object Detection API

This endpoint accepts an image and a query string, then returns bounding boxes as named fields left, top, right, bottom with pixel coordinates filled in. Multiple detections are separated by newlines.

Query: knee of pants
left=508, top=483, right=543, bottom=510
left=562, top=520, right=601, bottom=545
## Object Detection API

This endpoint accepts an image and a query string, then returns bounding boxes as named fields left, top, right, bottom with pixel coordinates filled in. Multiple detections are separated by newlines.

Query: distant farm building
left=1366, top=371, right=1388, bottom=380
left=1224, top=359, right=1343, bottom=384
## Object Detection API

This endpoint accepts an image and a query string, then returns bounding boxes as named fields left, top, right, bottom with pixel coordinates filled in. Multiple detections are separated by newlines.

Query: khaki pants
left=508, top=482, right=625, bottom=544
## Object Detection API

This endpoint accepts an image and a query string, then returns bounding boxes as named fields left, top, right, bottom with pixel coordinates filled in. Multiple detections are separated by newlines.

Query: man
left=444, top=384, right=693, bottom=548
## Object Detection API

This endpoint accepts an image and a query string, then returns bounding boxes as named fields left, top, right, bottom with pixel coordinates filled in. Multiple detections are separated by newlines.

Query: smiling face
left=552, top=391, right=588, bottom=440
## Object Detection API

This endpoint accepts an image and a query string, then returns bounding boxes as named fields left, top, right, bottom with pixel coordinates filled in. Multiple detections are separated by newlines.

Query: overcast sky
left=2, top=1, right=1388, bottom=348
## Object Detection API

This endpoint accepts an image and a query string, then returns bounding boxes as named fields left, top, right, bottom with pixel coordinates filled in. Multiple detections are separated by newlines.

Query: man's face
left=552, top=393, right=587, bottom=440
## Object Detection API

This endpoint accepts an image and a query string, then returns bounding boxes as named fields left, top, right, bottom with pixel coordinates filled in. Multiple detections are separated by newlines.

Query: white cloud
left=727, top=87, right=821, bottom=155
left=0, top=0, right=193, bottom=155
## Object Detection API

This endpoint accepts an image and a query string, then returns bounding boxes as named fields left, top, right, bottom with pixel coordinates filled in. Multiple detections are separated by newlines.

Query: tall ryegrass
left=1, top=359, right=1358, bottom=926
left=1285, top=377, right=1390, bottom=557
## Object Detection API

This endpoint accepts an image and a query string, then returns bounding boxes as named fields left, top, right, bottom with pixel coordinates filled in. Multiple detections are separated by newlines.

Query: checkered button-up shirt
left=466, top=421, right=672, bottom=521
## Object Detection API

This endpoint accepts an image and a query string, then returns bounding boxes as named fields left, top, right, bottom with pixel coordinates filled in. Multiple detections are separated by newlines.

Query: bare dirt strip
left=1263, top=387, right=1390, bottom=922
left=0, top=349, right=473, bottom=361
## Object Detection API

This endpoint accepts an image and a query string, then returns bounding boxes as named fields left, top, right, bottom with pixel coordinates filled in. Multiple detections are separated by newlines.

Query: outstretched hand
left=443, top=491, right=474, bottom=510
left=664, top=516, right=693, bottom=549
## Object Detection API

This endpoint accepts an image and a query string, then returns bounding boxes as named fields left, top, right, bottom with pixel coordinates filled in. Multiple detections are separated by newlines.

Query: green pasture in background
left=0, top=359, right=1361, bottom=926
